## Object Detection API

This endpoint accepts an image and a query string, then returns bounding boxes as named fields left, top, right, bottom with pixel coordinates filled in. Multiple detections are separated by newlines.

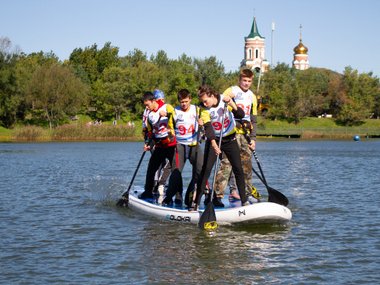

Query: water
left=0, top=140, right=379, bottom=284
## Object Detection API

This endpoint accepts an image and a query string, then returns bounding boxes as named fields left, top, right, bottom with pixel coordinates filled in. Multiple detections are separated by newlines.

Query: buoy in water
left=353, top=135, right=360, bottom=141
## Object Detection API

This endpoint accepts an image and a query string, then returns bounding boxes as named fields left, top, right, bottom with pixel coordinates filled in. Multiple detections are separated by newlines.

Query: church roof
left=294, top=24, right=308, bottom=54
left=246, top=17, right=264, bottom=39
left=293, top=40, right=308, bottom=54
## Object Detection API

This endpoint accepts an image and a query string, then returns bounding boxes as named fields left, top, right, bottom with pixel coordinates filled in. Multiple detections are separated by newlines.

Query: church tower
left=293, top=25, right=309, bottom=70
left=241, top=17, right=269, bottom=73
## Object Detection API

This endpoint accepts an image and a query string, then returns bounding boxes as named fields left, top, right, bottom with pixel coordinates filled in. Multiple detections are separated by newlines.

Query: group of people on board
left=138, top=68, right=261, bottom=211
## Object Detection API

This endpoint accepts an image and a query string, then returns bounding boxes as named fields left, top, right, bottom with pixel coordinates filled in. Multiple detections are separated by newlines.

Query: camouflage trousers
left=214, top=134, right=253, bottom=198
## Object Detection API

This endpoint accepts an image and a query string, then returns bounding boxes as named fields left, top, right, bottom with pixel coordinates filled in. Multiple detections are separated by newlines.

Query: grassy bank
left=1, top=117, right=379, bottom=142
left=257, top=117, right=380, bottom=139
left=0, top=123, right=141, bottom=142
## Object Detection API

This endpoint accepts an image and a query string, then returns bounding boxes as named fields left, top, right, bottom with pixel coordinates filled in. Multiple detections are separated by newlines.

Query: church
left=241, top=17, right=309, bottom=72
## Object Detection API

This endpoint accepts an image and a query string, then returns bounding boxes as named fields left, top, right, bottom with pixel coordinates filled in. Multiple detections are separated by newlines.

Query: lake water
left=0, top=140, right=379, bottom=284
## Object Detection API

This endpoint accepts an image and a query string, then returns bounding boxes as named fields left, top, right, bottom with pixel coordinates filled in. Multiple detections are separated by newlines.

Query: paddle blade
left=116, top=195, right=129, bottom=207
left=268, top=186, right=289, bottom=206
left=198, top=202, right=218, bottom=231
left=116, top=150, right=146, bottom=207
left=165, top=168, right=183, bottom=200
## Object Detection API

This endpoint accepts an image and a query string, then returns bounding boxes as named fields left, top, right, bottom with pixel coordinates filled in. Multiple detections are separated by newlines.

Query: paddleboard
left=128, top=190, right=292, bottom=226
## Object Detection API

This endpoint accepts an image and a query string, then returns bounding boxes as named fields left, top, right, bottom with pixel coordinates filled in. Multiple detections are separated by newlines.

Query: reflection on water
left=1, top=141, right=379, bottom=284
left=132, top=221, right=292, bottom=284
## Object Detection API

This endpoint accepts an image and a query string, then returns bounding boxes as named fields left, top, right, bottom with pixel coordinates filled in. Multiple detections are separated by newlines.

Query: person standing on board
left=162, top=89, right=204, bottom=208
left=192, top=85, right=249, bottom=210
left=213, top=68, right=261, bottom=207
left=151, top=89, right=172, bottom=196
left=139, top=91, right=176, bottom=200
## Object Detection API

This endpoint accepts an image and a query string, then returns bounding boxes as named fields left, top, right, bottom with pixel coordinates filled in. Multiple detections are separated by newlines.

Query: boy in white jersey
left=213, top=69, right=261, bottom=207
left=163, top=89, right=204, bottom=208
left=139, top=91, right=177, bottom=200
left=193, top=85, right=249, bottom=210
left=142, top=90, right=171, bottom=197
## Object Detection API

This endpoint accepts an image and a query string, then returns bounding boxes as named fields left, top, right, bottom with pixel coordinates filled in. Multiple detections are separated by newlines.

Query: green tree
left=14, top=51, right=60, bottom=124
left=336, top=67, right=379, bottom=125
left=194, top=56, right=225, bottom=91
left=69, top=44, right=98, bottom=83
left=261, top=63, right=294, bottom=120
left=163, top=54, right=198, bottom=104
left=0, top=37, right=26, bottom=128
left=123, top=61, right=162, bottom=119
left=121, top=48, right=148, bottom=68
left=150, top=50, right=170, bottom=67
left=294, top=68, right=330, bottom=117
left=97, top=66, right=129, bottom=121
left=69, top=42, right=120, bottom=84
left=373, top=93, right=380, bottom=119
left=26, top=64, right=89, bottom=128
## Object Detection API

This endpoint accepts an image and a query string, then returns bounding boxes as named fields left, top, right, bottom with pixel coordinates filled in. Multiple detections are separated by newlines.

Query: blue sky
left=2, top=0, right=380, bottom=76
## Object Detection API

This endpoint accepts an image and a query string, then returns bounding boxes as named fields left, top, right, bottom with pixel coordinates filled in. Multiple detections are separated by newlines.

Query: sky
left=2, top=0, right=380, bottom=76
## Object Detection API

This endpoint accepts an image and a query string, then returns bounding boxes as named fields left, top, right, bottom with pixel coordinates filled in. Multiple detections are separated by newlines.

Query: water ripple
left=1, top=141, right=379, bottom=284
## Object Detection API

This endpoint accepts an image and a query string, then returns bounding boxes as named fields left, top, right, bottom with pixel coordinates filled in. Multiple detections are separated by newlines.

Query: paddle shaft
left=251, top=165, right=265, bottom=185
left=210, top=104, right=227, bottom=199
left=252, top=150, right=289, bottom=206
left=252, top=150, right=268, bottom=184
left=198, top=103, right=227, bottom=229
left=189, top=106, right=203, bottom=204
left=123, top=150, right=147, bottom=197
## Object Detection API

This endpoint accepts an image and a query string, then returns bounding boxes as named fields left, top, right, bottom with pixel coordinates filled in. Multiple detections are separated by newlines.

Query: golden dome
left=294, top=40, right=308, bottom=54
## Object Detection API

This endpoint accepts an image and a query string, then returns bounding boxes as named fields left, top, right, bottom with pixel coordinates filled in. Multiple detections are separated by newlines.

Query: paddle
left=163, top=168, right=183, bottom=204
left=198, top=103, right=227, bottom=231
left=185, top=106, right=202, bottom=208
left=116, top=150, right=147, bottom=207
left=252, top=150, right=289, bottom=206
left=163, top=147, right=183, bottom=205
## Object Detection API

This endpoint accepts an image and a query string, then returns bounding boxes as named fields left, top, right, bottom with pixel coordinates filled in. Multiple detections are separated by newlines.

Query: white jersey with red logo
left=146, top=104, right=171, bottom=139
left=200, top=95, right=236, bottom=138
left=224, top=86, right=257, bottom=119
left=174, top=105, right=199, bottom=145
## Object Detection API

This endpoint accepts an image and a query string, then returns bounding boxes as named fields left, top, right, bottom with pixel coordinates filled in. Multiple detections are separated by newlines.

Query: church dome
left=294, top=40, right=308, bottom=54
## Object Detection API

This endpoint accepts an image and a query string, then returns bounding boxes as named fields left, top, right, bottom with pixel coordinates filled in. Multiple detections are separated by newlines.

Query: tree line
left=1, top=36, right=379, bottom=129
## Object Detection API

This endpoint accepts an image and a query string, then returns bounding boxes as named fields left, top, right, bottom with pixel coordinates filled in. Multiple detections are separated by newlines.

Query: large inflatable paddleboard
left=128, top=190, right=292, bottom=226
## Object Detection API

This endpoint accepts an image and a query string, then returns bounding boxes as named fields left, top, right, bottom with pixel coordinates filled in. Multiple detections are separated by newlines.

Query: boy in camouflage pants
left=212, top=69, right=261, bottom=207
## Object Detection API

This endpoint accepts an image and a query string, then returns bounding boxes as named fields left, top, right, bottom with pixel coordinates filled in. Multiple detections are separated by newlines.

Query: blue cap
left=153, top=89, right=165, bottom=99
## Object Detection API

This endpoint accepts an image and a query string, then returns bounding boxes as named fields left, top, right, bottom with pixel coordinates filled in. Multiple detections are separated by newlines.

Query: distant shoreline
left=1, top=133, right=378, bottom=143
left=1, top=117, right=379, bottom=142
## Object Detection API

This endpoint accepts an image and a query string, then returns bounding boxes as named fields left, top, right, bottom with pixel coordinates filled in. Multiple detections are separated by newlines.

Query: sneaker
left=242, top=201, right=250, bottom=206
left=162, top=197, right=173, bottom=207
left=204, top=194, right=211, bottom=206
left=248, top=196, right=256, bottom=204
left=138, top=191, right=153, bottom=200
left=229, top=190, right=241, bottom=201
left=188, top=202, right=198, bottom=211
left=213, top=197, right=225, bottom=208
left=184, top=190, right=193, bottom=207
left=251, top=185, right=262, bottom=201
left=174, top=192, right=183, bottom=206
